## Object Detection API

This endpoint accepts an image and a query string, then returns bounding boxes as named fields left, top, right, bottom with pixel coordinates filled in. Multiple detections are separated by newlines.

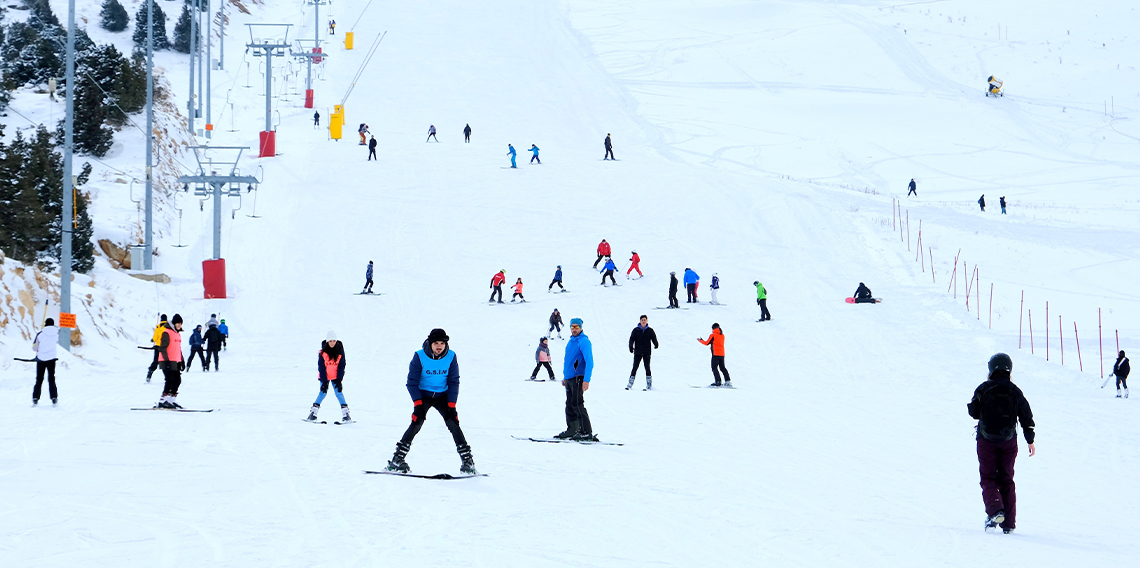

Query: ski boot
left=625, top=377, right=635, bottom=390
left=305, top=404, right=320, bottom=422
left=458, top=444, right=477, bottom=475
left=1126, top=388, right=1130, bottom=399
left=572, top=432, right=599, bottom=442
left=52, top=398, right=58, bottom=407
left=645, top=377, right=652, bottom=391
left=709, top=382, right=722, bottom=388
left=32, top=398, right=38, bottom=406
left=386, top=442, right=411, bottom=473
left=554, top=421, right=580, bottom=440
left=985, top=511, right=1005, bottom=532
left=723, top=380, right=734, bottom=389
left=340, top=405, right=352, bottom=424
left=1118, top=389, right=1123, bottom=398
left=1002, top=528, right=1014, bottom=535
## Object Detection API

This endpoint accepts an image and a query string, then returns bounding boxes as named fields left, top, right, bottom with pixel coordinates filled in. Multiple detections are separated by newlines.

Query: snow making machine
left=986, top=75, right=1003, bottom=97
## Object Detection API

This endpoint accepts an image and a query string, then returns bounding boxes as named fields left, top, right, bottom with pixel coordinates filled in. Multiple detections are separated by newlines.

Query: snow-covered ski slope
left=3, top=0, right=1139, bottom=566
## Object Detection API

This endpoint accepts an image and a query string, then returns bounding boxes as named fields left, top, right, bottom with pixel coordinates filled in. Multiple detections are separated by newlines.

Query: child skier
left=218, top=319, right=229, bottom=350
left=511, top=278, right=526, bottom=303
left=427, top=124, right=438, bottom=142
left=305, top=331, right=351, bottom=423
left=548, top=308, right=564, bottom=339
left=187, top=324, right=207, bottom=371
left=530, top=337, right=556, bottom=381
left=600, top=257, right=618, bottom=286
left=548, top=265, right=565, bottom=292
left=529, top=144, right=541, bottom=164
left=710, top=273, right=720, bottom=305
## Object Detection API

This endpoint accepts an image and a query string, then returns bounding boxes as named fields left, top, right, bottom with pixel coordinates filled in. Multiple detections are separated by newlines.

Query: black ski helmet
left=988, top=353, right=1013, bottom=374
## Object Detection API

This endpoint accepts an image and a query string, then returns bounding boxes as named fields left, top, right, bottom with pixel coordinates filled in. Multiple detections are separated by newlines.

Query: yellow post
left=345, top=32, right=354, bottom=50
left=330, top=104, right=344, bottom=140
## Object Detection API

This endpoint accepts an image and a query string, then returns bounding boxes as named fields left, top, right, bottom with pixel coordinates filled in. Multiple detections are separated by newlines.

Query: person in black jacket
left=367, top=135, right=377, bottom=161
left=668, top=272, right=680, bottom=308
left=305, top=331, right=351, bottom=423
left=604, top=133, right=614, bottom=160
left=204, top=323, right=224, bottom=371
left=999, top=196, right=1007, bottom=214
left=1113, top=350, right=1130, bottom=398
left=853, top=282, right=876, bottom=303
left=464, top=123, right=472, bottom=143
left=978, top=194, right=986, bottom=212
left=907, top=178, right=917, bottom=196
left=967, top=353, right=1036, bottom=534
left=627, top=315, right=659, bottom=390
left=547, top=308, right=563, bottom=339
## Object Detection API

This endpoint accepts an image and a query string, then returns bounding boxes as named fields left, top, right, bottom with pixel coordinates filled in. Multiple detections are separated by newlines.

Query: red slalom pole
left=906, top=210, right=910, bottom=251
left=1075, top=322, right=1083, bottom=372
left=1018, top=290, right=1024, bottom=349
left=1029, top=309, right=1034, bottom=354
left=930, top=248, right=935, bottom=283
left=976, top=267, right=980, bottom=320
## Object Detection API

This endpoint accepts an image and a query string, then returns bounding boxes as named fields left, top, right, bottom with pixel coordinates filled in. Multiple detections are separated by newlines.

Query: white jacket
left=33, top=326, right=60, bottom=361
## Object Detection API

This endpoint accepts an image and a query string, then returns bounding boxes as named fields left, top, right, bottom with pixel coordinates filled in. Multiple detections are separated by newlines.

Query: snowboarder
left=627, top=251, right=642, bottom=278
left=600, top=257, right=617, bottom=286
left=305, top=331, right=351, bottom=423
left=627, top=315, right=658, bottom=390
left=463, top=123, right=472, bottom=143
left=218, top=319, right=228, bottom=350
left=507, top=144, right=517, bottom=168
left=548, top=265, right=564, bottom=292
left=593, top=239, right=611, bottom=269
left=358, top=123, right=369, bottom=145
left=367, top=135, right=377, bottom=161
left=683, top=268, right=700, bottom=303
left=547, top=308, right=563, bottom=339
left=908, top=178, right=917, bottom=197
left=604, top=133, right=614, bottom=160
left=187, top=325, right=207, bottom=371
left=853, top=282, right=875, bottom=304
left=999, top=196, right=1007, bottom=215
left=668, top=272, right=680, bottom=309
left=386, top=328, right=476, bottom=474
left=709, top=273, right=720, bottom=305
left=204, top=322, right=224, bottom=371
left=31, top=317, right=60, bottom=406
left=557, top=318, right=596, bottom=441
left=363, top=260, right=375, bottom=294
left=146, top=314, right=168, bottom=382
left=698, top=323, right=731, bottom=387
left=529, top=144, right=540, bottom=164
left=511, top=278, right=526, bottom=303
left=313, top=110, right=320, bottom=127
left=1113, top=351, right=1130, bottom=398
left=156, top=314, right=186, bottom=409
left=967, top=353, right=1035, bottom=534
left=489, top=269, right=506, bottom=303
left=978, top=194, right=986, bottom=212
left=427, top=124, right=438, bottom=142
left=530, top=337, right=556, bottom=381
left=754, top=281, right=771, bottom=320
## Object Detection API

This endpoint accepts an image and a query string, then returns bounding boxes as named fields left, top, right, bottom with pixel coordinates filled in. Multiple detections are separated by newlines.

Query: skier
left=999, top=196, right=1007, bottom=215
left=385, top=328, right=477, bottom=474
left=313, top=110, right=320, bottom=127
left=218, top=319, right=229, bottom=350
left=593, top=239, right=611, bottom=269
left=511, top=278, right=526, bottom=303
left=967, top=353, right=1036, bottom=534
left=627, top=315, right=658, bottom=390
left=207, top=313, right=220, bottom=328
left=604, top=133, right=614, bottom=160
left=698, top=323, right=731, bottom=387
left=547, top=308, right=563, bottom=339
left=204, top=322, right=224, bottom=371
left=709, top=273, right=720, bottom=305
left=683, top=268, right=700, bottom=303
left=754, top=281, right=771, bottom=320
left=463, top=123, right=472, bottom=143
left=427, top=124, right=438, bottom=142
left=367, top=135, right=377, bottom=161
left=557, top=318, right=596, bottom=441
left=529, top=144, right=541, bottom=164
left=1113, top=351, right=1130, bottom=398
left=156, top=314, right=186, bottom=409
left=489, top=269, right=506, bottom=303
left=146, top=314, right=168, bottom=382
left=668, top=272, right=680, bottom=308
left=329, top=19, right=336, bottom=34
left=358, top=123, right=369, bottom=145
left=548, top=265, right=565, bottom=292
left=363, top=260, right=375, bottom=294
left=627, top=251, right=642, bottom=278
left=31, top=317, right=60, bottom=406
left=187, top=324, right=207, bottom=371
left=600, top=257, right=617, bottom=286
left=853, top=282, right=875, bottom=304
left=507, top=144, right=517, bottom=168
left=978, top=194, right=986, bottom=212
left=305, top=331, right=351, bottom=423
left=529, top=337, right=556, bottom=381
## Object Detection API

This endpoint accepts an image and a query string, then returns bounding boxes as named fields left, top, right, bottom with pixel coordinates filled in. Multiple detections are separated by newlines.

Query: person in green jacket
left=754, top=281, right=771, bottom=321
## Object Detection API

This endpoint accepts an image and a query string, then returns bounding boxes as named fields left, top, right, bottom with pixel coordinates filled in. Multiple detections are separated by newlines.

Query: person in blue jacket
left=600, top=257, right=617, bottom=286
left=557, top=318, right=597, bottom=441
left=507, top=144, right=517, bottom=168
left=386, top=328, right=476, bottom=474
left=683, top=268, right=700, bottom=303
left=529, top=144, right=541, bottom=164
left=187, top=325, right=207, bottom=371
left=218, top=319, right=229, bottom=350
left=548, top=264, right=564, bottom=292
left=362, top=260, right=374, bottom=294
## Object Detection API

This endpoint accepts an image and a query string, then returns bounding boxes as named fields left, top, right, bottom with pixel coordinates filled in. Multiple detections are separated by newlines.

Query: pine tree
left=133, top=0, right=170, bottom=51
left=25, top=127, right=95, bottom=273
left=100, top=0, right=129, bottom=33
left=0, top=131, right=51, bottom=264
left=172, top=5, right=200, bottom=54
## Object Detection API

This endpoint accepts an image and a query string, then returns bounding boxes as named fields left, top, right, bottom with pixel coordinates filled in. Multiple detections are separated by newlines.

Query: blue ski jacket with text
left=407, top=339, right=460, bottom=403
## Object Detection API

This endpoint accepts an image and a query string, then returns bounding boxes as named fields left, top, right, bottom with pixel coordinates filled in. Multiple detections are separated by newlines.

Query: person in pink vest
left=156, top=314, right=186, bottom=409
left=305, top=331, right=351, bottom=423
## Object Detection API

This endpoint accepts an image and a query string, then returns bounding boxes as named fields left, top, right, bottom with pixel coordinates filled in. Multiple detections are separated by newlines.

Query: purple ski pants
left=977, top=435, right=1018, bottom=529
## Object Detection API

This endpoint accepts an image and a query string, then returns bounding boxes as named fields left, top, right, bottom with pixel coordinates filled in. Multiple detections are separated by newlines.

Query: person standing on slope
left=683, top=268, right=700, bottom=303
left=709, top=273, right=720, bottom=305
left=529, top=337, right=556, bottom=381
left=511, top=278, right=526, bottom=303
left=627, top=315, right=658, bottom=390
left=358, top=123, right=369, bottom=145
left=31, top=318, right=60, bottom=406
left=427, top=124, right=438, bottom=142
left=463, top=123, right=472, bottom=143
left=604, top=133, right=615, bottom=160
left=363, top=260, right=375, bottom=294
left=853, top=282, right=876, bottom=304
left=593, top=239, right=611, bottom=269
left=507, top=144, right=517, bottom=168
left=367, top=135, right=378, bottom=161
left=547, top=308, right=564, bottom=339
left=529, top=144, right=541, bottom=164
left=668, top=271, right=680, bottom=309
left=908, top=179, right=917, bottom=197
left=207, top=313, right=220, bottom=328
left=218, top=319, right=229, bottom=351
left=386, top=328, right=477, bottom=474
left=1113, top=351, right=1130, bottom=398
left=755, top=281, right=771, bottom=320
left=1000, top=196, right=1007, bottom=215
left=187, top=325, right=207, bottom=372
left=967, top=353, right=1035, bottom=534
left=146, top=314, right=168, bottom=382
left=305, top=331, right=352, bottom=423
left=313, top=110, right=320, bottom=127
left=698, top=323, right=731, bottom=388
left=600, top=257, right=618, bottom=286
left=627, top=251, right=642, bottom=279
left=156, top=314, right=186, bottom=409
left=489, top=269, right=506, bottom=304
left=557, top=318, right=597, bottom=441
left=978, top=194, right=986, bottom=212
left=204, top=322, right=224, bottom=372
left=548, top=265, right=565, bottom=292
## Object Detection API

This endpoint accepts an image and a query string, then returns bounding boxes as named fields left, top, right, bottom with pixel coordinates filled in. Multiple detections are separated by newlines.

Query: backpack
left=978, top=381, right=1018, bottom=441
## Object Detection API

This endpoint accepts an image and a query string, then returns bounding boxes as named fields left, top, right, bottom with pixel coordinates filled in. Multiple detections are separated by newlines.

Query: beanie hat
left=428, top=328, right=450, bottom=343
left=171, top=314, right=183, bottom=325
left=326, top=330, right=337, bottom=342
left=160, top=314, right=168, bottom=322
left=220, top=319, right=225, bottom=324
left=753, top=281, right=759, bottom=286
left=45, top=317, right=55, bottom=327
left=570, top=317, right=584, bottom=327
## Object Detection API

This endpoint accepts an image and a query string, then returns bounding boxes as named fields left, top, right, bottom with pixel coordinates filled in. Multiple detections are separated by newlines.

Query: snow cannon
left=986, top=76, right=1003, bottom=97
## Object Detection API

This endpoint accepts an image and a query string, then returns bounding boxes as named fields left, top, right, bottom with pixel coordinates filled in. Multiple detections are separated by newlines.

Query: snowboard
left=512, top=435, right=623, bottom=446
left=846, top=297, right=882, bottom=304
left=131, top=407, right=215, bottom=412
left=364, top=471, right=487, bottom=479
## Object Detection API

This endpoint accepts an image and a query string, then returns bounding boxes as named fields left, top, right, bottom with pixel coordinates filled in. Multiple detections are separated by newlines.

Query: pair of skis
left=365, top=434, right=625, bottom=480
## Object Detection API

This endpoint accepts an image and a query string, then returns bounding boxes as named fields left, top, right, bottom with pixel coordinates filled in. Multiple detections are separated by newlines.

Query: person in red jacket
left=697, top=323, right=731, bottom=388
left=489, top=269, right=506, bottom=304
left=593, top=239, right=611, bottom=269
left=627, top=251, right=642, bottom=278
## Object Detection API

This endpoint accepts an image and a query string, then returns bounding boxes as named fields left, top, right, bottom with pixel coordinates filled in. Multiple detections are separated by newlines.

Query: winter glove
left=757, top=298, right=761, bottom=305
left=178, top=361, right=185, bottom=372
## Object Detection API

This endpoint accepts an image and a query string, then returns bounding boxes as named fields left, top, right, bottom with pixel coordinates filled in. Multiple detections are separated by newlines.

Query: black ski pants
left=490, top=285, right=503, bottom=303
left=686, top=283, right=697, bottom=303
left=630, top=352, right=651, bottom=377
left=563, top=376, right=593, bottom=434
left=399, top=392, right=468, bottom=447
left=161, top=366, right=182, bottom=397
left=205, top=349, right=220, bottom=371
left=548, top=321, right=562, bottom=335
left=364, top=277, right=374, bottom=293
left=34, top=359, right=57, bottom=401
left=548, top=278, right=564, bottom=291
left=464, top=132, right=471, bottom=143
left=711, top=355, right=731, bottom=384
left=602, top=270, right=616, bottom=285
left=669, top=291, right=679, bottom=308
left=1117, top=374, right=1129, bottom=389
left=427, top=133, right=438, bottom=142
left=604, top=148, right=614, bottom=160
left=188, top=346, right=207, bottom=370
left=147, top=349, right=161, bottom=378
left=531, top=361, right=555, bottom=379
left=367, top=148, right=377, bottom=161
left=758, top=298, right=771, bottom=320
left=977, top=435, right=1018, bottom=530
left=593, top=255, right=605, bottom=269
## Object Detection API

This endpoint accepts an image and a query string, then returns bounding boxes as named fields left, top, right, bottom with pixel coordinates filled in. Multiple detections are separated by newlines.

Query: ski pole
left=1101, top=374, right=1113, bottom=388
left=12, top=358, right=37, bottom=362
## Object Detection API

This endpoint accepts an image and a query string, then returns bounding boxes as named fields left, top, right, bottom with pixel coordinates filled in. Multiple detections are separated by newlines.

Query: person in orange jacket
left=697, top=323, right=732, bottom=388
left=489, top=269, right=506, bottom=304
left=511, top=278, right=526, bottom=303
left=627, top=251, right=642, bottom=278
